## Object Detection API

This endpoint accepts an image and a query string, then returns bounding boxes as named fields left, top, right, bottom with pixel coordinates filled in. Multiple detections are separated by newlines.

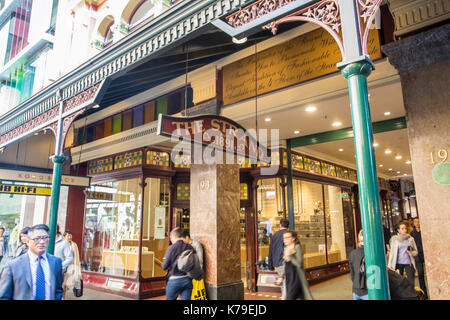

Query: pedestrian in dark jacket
left=14, top=227, right=31, bottom=258
left=275, top=230, right=313, bottom=300
left=268, top=218, right=289, bottom=300
left=410, top=218, right=428, bottom=298
left=349, top=229, right=368, bottom=300
left=162, top=227, right=195, bottom=300
left=388, top=269, right=419, bottom=300
left=0, top=227, right=8, bottom=263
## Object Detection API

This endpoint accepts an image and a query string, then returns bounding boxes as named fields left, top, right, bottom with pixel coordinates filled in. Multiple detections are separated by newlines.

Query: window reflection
left=293, top=180, right=327, bottom=268
left=324, top=185, right=347, bottom=263
left=141, top=177, right=169, bottom=278
left=83, top=178, right=142, bottom=277
left=256, top=178, right=284, bottom=267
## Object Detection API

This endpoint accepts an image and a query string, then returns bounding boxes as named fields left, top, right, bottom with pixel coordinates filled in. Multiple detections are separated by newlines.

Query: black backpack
left=388, top=270, right=419, bottom=300
left=177, top=249, right=204, bottom=280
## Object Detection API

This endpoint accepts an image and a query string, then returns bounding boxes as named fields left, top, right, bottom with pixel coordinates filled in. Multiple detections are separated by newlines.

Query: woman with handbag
left=63, top=231, right=83, bottom=298
left=387, top=223, right=418, bottom=286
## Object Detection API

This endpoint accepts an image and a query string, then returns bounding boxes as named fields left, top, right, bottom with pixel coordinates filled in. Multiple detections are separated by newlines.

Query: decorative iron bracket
left=225, top=0, right=383, bottom=64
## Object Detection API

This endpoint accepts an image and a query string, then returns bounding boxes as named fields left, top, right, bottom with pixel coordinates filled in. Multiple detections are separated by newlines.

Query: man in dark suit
left=0, top=224, right=63, bottom=300
left=410, top=218, right=428, bottom=298
left=268, top=218, right=289, bottom=300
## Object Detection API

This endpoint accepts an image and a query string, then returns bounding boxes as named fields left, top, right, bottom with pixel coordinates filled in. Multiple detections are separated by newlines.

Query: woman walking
left=14, top=227, right=30, bottom=258
left=63, top=231, right=83, bottom=298
left=275, top=230, right=313, bottom=300
left=388, top=223, right=418, bottom=285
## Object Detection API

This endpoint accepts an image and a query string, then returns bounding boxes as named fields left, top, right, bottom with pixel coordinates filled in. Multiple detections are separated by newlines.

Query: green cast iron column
left=286, top=140, right=295, bottom=229
left=47, top=91, right=66, bottom=255
left=340, top=59, right=390, bottom=300
left=47, top=154, right=67, bottom=254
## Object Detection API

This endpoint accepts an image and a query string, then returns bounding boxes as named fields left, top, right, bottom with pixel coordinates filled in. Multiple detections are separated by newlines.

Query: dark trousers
left=396, top=264, right=415, bottom=286
left=414, top=258, right=428, bottom=297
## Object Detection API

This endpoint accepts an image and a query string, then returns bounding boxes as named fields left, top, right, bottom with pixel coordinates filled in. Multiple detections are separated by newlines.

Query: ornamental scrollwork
left=0, top=106, right=60, bottom=146
left=357, top=0, right=383, bottom=56
left=65, top=83, right=101, bottom=112
left=226, top=0, right=296, bottom=28
left=262, top=0, right=344, bottom=58
left=302, top=1, right=340, bottom=33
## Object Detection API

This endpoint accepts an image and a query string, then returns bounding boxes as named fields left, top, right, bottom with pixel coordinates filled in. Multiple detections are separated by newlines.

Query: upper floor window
left=74, top=87, right=193, bottom=147
left=129, top=0, right=155, bottom=28
left=95, top=15, right=114, bottom=49
left=3, top=0, right=33, bottom=64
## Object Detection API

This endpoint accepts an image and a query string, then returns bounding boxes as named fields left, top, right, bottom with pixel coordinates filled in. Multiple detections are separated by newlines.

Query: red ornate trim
left=44, top=122, right=58, bottom=136
left=357, top=0, right=383, bottom=56
left=0, top=106, right=60, bottom=146
left=226, top=0, right=383, bottom=61
left=263, top=1, right=344, bottom=58
left=65, top=83, right=101, bottom=112
left=58, top=108, right=86, bottom=154
left=226, top=0, right=296, bottom=28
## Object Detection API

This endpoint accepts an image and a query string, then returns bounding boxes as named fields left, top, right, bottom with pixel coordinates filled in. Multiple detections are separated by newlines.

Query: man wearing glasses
left=0, top=224, right=64, bottom=300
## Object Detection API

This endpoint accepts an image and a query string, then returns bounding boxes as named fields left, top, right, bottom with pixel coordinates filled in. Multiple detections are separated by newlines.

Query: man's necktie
left=35, top=256, right=46, bottom=300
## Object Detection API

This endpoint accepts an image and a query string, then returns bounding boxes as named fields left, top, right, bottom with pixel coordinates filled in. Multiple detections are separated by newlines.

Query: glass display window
left=239, top=207, right=247, bottom=288
left=141, top=177, right=170, bottom=278
left=83, top=178, right=142, bottom=277
left=323, top=185, right=347, bottom=263
left=256, top=178, right=284, bottom=266
left=293, top=180, right=327, bottom=268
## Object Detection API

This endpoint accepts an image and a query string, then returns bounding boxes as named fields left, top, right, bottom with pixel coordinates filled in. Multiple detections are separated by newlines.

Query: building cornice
left=387, top=0, right=450, bottom=37
left=381, top=23, right=450, bottom=72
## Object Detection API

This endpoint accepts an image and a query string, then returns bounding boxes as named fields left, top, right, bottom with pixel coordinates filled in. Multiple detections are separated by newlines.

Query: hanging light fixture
left=232, top=36, right=247, bottom=44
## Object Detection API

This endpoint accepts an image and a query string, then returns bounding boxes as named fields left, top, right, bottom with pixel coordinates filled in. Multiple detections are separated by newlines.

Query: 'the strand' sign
left=157, top=114, right=271, bottom=164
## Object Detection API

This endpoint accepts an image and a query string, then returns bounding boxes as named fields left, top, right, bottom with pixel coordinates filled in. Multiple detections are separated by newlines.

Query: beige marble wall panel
left=190, top=163, right=241, bottom=286
left=400, top=60, right=450, bottom=300
left=216, top=164, right=241, bottom=284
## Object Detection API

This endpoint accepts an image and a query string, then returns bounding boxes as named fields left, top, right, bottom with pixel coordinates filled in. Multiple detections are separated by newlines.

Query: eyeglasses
left=29, top=236, right=49, bottom=242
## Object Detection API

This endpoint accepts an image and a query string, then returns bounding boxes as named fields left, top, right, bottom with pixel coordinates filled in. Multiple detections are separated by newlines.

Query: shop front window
left=83, top=178, right=142, bottom=277
left=293, top=180, right=326, bottom=268
left=141, top=177, right=170, bottom=278
left=256, top=178, right=284, bottom=266
left=323, top=185, right=348, bottom=263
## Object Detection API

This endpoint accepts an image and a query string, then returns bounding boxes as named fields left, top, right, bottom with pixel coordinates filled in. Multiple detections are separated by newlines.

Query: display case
left=181, top=208, right=189, bottom=230
left=240, top=208, right=246, bottom=245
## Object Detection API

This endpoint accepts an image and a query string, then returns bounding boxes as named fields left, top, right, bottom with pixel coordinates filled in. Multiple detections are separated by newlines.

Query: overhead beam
left=289, top=117, right=407, bottom=148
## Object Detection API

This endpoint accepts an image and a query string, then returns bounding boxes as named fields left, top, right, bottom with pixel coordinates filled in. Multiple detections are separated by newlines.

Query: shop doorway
left=173, top=208, right=189, bottom=230
left=240, top=206, right=258, bottom=291
left=173, top=205, right=255, bottom=290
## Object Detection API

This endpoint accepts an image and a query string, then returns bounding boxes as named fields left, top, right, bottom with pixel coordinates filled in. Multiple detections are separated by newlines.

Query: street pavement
left=66, top=273, right=354, bottom=300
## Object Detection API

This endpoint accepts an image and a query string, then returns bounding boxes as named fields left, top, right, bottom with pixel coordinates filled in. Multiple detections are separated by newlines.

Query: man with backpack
left=162, top=227, right=195, bottom=300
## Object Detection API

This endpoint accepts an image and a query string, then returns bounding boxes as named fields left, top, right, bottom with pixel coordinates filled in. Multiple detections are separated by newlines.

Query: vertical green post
left=47, top=155, right=67, bottom=254
left=286, top=140, right=295, bottom=230
left=47, top=90, right=66, bottom=255
left=340, top=59, right=390, bottom=300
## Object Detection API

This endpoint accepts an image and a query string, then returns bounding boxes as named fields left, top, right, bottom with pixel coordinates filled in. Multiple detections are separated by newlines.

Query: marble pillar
left=190, top=163, right=243, bottom=300
left=382, top=24, right=450, bottom=300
